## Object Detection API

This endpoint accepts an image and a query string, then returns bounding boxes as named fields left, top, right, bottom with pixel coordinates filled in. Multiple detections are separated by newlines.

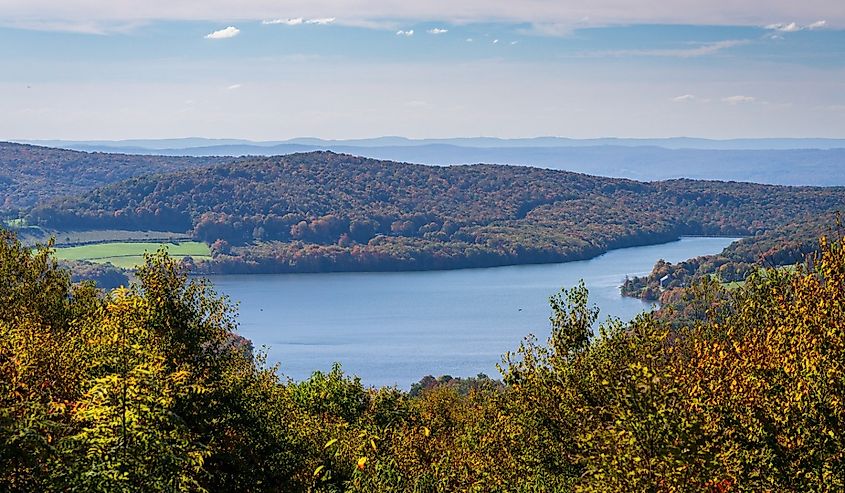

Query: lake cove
left=209, top=236, right=739, bottom=388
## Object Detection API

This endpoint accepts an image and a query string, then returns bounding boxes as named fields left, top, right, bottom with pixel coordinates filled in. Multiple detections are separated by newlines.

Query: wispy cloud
left=672, top=94, right=760, bottom=104
left=227, top=84, right=242, bottom=90
left=492, top=39, right=499, bottom=44
left=580, top=39, right=749, bottom=58
left=263, top=17, right=334, bottom=26
left=766, top=22, right=801, bottom=32
left=396, top=29, right=414, bottom=37
left=722, top=95, right=756, bottom=104
left=2, top=3, right=843, bottom=36
left=3, top=19, right=144, bottom=35
left=765, top=20, right=826, bottom=32
left=672, top=94, right=697, bottom=103
left=305, top=17, right=335, bottom=25
left=427, top=27, right=448, bottom=34
left=205, top=26, right=239, bottom=39
left=263, top=18, right=303, bottom=26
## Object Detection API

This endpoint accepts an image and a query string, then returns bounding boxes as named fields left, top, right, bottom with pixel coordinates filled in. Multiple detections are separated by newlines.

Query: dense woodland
left=29, top=151, right=845, bottom=273
left=59, top=259, right=130, bottom=289
left=0, top=142, right=224, bottom=212
left=2, top=227, right=844, bottom=491
left=622, top=214, right=837, bottom=301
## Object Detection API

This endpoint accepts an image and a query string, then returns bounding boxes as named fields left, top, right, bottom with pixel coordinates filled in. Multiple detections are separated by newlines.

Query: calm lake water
left=209, top=236, right=738, bottom=388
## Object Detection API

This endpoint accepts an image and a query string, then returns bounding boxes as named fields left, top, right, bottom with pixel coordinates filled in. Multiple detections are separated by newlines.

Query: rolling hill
left=25, top=138, right=845, bottom=186
left=0, top=142, right=228, bottom=212
left=30, top=151, right=845, bottom=273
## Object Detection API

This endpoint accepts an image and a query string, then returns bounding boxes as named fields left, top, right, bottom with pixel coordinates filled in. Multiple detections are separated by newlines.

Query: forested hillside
left=622, top=214, right=838, bottom=301
left=2, top=227, right=844, bottom=491
left=30, top=151, right=845, bottom=273
left=0, top=142, right=226, bottom=211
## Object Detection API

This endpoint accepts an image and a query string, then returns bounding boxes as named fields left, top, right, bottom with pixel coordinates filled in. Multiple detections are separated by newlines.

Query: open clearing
left=51, top=241, right=211, bottom=269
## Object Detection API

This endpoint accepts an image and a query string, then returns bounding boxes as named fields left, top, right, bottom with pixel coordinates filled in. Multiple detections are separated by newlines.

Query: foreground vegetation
left=2, top=226, right=844, bottom=491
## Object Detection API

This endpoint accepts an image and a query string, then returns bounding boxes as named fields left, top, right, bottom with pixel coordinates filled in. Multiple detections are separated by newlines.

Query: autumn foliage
left=29, top=152, right=845, bottom=274
left=1, top=227, right=844, bottom=491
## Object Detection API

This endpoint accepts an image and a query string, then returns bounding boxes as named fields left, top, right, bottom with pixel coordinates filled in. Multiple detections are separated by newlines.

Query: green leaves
left=3, top=227, right=845, bottom=492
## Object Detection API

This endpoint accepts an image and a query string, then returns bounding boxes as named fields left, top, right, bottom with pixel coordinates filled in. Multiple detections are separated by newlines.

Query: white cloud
left=510, top=40, right=518, bottom=45
left=427, top=27, right=448, bottom=34
left=492, top=39, right=499, bottom=44
left=262, top=17, right=334, bottom=26
left=227, top=84, right=242, bottom=90
left=305, top=17, right=335, bottom=25
left=672, top=94, right=697, bottom=102
left=263, top=17, right=303, bottom=25
left=766, top=21, right=800, bottom=32
left=204, top=26, right=239, bottom=39
left=396, top=29, right=414, bottom=36
left=765, top=19, right=827, bottom=32
left=466, top=37, right=473, bottom=42
left=5, top=1, right=842, bottom=35
left=722, top=95, right=756, bottom=104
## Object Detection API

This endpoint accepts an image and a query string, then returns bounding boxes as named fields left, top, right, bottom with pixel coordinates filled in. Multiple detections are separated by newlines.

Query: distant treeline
left=622, top=215, right=839, bottom=301
left=0, top=142, right=226, bottom=212
left=29, top=151, right=845, bottom=274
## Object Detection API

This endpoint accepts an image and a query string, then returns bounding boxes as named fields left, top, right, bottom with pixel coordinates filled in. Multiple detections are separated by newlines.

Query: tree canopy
left=30, top=151, right=845, bottom=274
left=2, top=225, right=844, bottom=491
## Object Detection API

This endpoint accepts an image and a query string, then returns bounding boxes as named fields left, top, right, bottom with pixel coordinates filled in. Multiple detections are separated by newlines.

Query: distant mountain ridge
left=24, top=136, right=845, bottom=151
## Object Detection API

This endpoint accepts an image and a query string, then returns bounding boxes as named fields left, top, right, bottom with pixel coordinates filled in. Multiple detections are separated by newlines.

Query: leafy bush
left=1, top=227, right=844, bottom=491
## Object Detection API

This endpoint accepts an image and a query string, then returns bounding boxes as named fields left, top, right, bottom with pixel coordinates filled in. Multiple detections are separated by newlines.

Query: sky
left=0, top=1, right=843, bottom=140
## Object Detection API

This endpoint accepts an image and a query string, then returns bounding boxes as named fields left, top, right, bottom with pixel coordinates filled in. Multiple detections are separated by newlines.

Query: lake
left=210, top=236, right=739, bottom=388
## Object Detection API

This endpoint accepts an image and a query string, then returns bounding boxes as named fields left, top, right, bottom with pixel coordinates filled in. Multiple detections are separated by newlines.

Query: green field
left=715, top=264, right=798, bottom=291
left=3, top=218, right=26, bottom=228
left=51, top=241, right=212, bottom=269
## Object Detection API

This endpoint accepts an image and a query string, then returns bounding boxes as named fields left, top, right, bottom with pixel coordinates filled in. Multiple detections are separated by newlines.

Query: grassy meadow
left=50, top=241, right=211, bottom=269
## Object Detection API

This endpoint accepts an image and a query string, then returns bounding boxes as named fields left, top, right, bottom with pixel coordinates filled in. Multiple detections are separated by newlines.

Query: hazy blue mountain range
left=24, top=137, right=845, bottom=151
left=19, top=138, right=845, bottom=186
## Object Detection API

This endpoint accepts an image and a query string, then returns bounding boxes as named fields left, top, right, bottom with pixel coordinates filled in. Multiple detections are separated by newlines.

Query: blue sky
left=1, top=1, right=843, bottom=140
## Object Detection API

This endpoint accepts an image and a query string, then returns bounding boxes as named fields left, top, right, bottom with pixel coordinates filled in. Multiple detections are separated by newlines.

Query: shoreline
left=197, top=235, right=742, bottom=278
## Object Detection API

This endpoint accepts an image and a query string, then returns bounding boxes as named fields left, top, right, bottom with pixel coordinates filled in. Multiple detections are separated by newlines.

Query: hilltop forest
left=28, top=151, right=845, bottom=274
left=0, top=142, right=224, bottom=212
left=2, top=226, right=844, bottom=491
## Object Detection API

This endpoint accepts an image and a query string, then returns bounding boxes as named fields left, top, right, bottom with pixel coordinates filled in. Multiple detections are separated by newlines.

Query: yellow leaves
left=324, top=438, right=338, bottom=449
left=313, top=465, right=325, bottom=477
left=421, top=426, right=431, bottom=438
left=356, top=456, right=367, bottom=471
